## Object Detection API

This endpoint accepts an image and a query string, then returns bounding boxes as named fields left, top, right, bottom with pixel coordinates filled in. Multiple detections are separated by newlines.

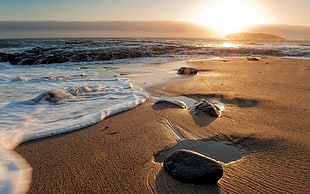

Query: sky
left=0, top=0, right=310, bottom=38
left=1, top=0, right=309, bottom=24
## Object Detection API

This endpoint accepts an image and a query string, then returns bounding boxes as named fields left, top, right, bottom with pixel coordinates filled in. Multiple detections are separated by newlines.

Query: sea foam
left=0, top=64, right=146, bottom=194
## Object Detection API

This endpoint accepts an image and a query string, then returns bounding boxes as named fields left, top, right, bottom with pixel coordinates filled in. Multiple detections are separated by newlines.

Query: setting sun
left=190, top=0, right=268, bottom=35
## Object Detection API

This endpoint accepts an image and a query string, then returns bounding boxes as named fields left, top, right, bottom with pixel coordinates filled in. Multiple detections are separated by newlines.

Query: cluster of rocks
left=1, top=42, right=302, bottom=66
left=159, top=68, right=225, bottom=184
left=0, top=46, right=154, bottom=65
left=0, top=41, right=207, bottom=65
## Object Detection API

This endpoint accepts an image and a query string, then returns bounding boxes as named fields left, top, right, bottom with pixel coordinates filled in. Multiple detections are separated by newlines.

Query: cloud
left=0, top=21, right=218, bottom=38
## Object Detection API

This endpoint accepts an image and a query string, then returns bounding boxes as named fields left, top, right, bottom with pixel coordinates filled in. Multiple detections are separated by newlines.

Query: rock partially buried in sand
left=164, top=149, right=223, bottom=184
left=154, top=99, right=187, bottom=109
left=247, top=57, right=259, bottom=61
left=177, top=67, right=198, bottom=75
left=189, top=99, right=222, bottom=117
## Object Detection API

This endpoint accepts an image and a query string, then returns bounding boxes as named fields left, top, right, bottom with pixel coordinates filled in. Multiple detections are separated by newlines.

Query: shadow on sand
left=152, top=102, right=218, bottom=127
left=155, top=167, right=220, bottom=194
left=185, top=93, right=259, bottom=108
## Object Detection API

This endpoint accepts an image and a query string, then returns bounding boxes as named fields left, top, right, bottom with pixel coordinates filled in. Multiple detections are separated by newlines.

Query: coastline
left=16, top=58, right=310, bottom=193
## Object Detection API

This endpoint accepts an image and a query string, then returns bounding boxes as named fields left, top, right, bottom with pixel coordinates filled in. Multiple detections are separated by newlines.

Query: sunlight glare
left=221, top=42, right=237, bottom=47
left=191, top=0, right=267, bottom=35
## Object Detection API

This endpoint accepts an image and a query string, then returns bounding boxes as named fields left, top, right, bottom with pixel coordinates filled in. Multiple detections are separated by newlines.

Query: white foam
left=0, top=148, right=32, bottom=194
left=0, top=64, right=146, bottom=194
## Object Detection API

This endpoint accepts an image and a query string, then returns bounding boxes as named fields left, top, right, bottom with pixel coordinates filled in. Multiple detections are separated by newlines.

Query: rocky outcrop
left=0, top=46, right=154, bottom=65
left=225, top=33, right=284, bottom=40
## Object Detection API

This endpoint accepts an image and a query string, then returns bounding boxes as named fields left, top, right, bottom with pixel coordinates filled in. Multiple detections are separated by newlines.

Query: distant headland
left=225, top=33, right=284, bottom=40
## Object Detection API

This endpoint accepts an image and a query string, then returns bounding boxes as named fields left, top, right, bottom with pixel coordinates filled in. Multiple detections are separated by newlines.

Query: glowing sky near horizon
left=190, top=0, right=269, bottom=34
left=1, top=0, right=309, bottom=33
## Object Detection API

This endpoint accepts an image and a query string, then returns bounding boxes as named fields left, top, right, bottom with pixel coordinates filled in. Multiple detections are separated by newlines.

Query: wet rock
left=189, top=99, right=222, bottom=117
left=247, top=57, right=259, bottom=61
left=72, top=53, right=88, bottom=61
left=0, top=52, right=9, bottom=62
left=7, top=53, right=22, bottom=65
left=47, top=56, right=69, bottom=64
left=22, top=57, right=38, bottom=65
left=32, top=89, right=75, bottom=103
left=164, top=149, right=223, bottom=184
left=177, top=67, right=198, bottom=75
left=96, top=52, right=112, bottom=60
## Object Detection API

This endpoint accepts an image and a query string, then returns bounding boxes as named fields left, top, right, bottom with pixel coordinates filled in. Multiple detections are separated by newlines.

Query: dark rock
left=177, top=67, right=198, bottom=75
left=164, top=149, right=223, bottom=184
left=22, top=57, right=38, bottom=65
left=189, top=99, right=222, bottom=117
left=72, top=53, right=88, bottom=61
left=96, top=52, right=113, bottom=60
left=47, top=56, right=69, bottom=64
left=7, top=53, right=22, bottom=65
left=0, top=52, right=9, bottom=62
left=247, top=57, right=259, bottom=61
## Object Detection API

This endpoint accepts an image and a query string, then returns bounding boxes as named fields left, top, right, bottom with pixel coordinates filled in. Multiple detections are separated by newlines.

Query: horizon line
left=1, top=20, right=310, bottom=27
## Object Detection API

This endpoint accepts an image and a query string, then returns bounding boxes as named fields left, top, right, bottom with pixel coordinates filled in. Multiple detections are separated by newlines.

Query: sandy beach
left=16, top=58, right=310, bottom=193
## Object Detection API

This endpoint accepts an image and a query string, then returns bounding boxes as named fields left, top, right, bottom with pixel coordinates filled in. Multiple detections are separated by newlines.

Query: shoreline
left=16, top=58, right=310, bottom=193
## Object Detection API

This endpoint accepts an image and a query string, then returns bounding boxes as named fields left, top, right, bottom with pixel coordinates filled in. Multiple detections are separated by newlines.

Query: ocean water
left=0, top=38, right=310, bottom=193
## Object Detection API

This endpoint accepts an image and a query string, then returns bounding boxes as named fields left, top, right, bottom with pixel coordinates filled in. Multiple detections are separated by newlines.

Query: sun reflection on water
left=221, top=42, right=238, bottom=48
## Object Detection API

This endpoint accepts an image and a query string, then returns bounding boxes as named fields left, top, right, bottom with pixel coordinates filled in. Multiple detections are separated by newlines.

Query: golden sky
left=1, top=0, right=309, bottom=36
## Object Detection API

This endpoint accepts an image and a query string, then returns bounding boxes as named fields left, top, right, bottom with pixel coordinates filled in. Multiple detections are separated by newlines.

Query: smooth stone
left=164, top=149, right=223, bottom=184
left=177, top=67, right=198, bottom=75
left=32, top=89, right=75, bottom=103
left=247, top=57, right=259, bottom=61
left=189, top=99, right=222, bottom=117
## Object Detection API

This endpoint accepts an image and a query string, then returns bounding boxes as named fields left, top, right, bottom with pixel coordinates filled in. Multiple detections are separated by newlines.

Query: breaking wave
left=0, top=38, right=309, bottom=65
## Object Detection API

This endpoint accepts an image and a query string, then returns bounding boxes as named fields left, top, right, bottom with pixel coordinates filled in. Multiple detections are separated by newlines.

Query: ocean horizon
left=1, top=21, right=310, bottom=40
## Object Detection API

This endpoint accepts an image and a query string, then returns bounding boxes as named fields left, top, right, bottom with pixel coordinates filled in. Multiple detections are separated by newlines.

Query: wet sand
left=16, top=58, right=310, bottom=193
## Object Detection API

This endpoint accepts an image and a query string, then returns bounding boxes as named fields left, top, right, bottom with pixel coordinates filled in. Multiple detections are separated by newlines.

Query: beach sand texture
left=16, top=58, right=310, bottom=193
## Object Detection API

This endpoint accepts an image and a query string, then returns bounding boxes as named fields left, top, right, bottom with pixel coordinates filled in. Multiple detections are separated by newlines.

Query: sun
left=190, top=0, right=268, bottom=35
